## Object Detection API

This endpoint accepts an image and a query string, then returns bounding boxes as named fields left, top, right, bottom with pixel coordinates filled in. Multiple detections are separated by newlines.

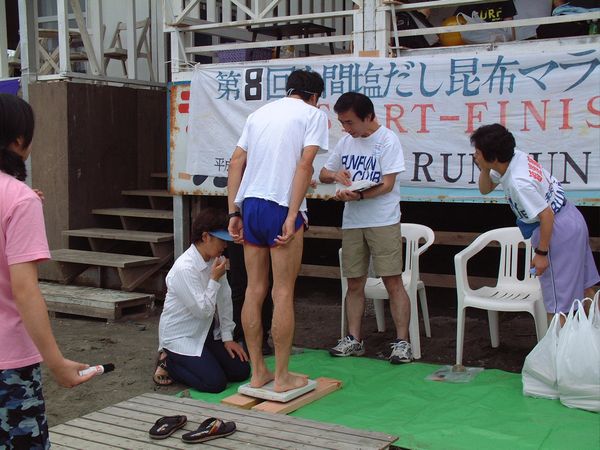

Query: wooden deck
left=49, top=393, right=398, bottom=449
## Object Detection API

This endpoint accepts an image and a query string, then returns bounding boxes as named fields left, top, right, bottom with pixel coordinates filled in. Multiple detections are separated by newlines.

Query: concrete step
left=121, top=189, right=173, bottom=198
left=51, top=249, right=160, bottom=268
left=63, top=228, right=173, bottom=243
left=40, top=282, right=154, bottom=321
left=92, top=208, right=173, bottom=220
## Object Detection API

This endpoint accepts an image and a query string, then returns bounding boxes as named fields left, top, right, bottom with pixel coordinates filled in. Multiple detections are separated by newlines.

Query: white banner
left=186, top=48, right=600, bottom=191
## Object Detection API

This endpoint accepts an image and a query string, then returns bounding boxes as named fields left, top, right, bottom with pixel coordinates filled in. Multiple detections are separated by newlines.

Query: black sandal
left=181, top=418, right=236, bottom=443
left=148, top=415, right=187, bottom=439
left=153, top=352, right=173, bottom=386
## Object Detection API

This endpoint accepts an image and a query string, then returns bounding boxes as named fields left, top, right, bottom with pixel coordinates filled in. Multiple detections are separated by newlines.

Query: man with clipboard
left=319, top=92, right=413, bottom=364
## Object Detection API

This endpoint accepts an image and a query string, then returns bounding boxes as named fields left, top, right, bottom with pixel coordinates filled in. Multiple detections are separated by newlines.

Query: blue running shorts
left=242, top=197, right=306, bottom=247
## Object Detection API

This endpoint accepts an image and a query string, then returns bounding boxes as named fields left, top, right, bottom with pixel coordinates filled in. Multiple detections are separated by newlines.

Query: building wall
left=29, top=81, right=166, bottom=278
left=29, top=82, right=69, bottom=250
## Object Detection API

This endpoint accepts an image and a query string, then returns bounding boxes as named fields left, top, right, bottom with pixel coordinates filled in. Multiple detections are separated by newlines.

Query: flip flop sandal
left=153, top=353, right=173, bottom=386
left=153, top=361, right=173, bottom=386
left=181, top=418, right=236, bottom=443
left=148, top=415, right=187, bottom=440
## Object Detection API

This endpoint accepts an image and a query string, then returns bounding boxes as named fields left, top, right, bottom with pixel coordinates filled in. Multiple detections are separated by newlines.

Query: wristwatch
left=534, top=248, right=548, bottom=256
left=358, top=191, right=364, bottom=201
left=227, top=211, right=241, bottom=220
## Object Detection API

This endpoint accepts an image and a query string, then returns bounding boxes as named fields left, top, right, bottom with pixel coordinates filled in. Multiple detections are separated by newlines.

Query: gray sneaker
left=329, top=335, right=365, bottom=357
left=389, top=340, right=413, bottom=364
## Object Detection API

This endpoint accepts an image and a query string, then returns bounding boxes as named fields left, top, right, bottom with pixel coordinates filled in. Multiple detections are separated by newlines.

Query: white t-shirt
left=324, top=126, right=405, bottom=229
left=234, top=97, right=329, bottom=212
left=491, top=150, right=566, bottom=224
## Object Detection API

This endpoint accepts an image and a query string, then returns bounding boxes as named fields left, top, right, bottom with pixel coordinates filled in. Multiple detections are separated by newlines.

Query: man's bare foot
left=249, top=368, right=274, bottom=388
left=273, top=373, right=309, bottom=393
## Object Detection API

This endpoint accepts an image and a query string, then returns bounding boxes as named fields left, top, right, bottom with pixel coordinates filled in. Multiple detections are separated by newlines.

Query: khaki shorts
left=341, top=223, right=403, bottom=278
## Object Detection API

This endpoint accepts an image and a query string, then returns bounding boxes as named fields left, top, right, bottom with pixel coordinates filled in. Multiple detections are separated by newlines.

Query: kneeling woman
left=155, top=208, right=250, bottom=392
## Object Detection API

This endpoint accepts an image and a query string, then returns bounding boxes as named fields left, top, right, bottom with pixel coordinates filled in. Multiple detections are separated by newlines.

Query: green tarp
left=185, top=350, right=600, bottom=449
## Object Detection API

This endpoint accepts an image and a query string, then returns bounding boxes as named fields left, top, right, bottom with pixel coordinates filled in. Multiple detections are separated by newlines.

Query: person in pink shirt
left=0, top=94, right=94, bottom=449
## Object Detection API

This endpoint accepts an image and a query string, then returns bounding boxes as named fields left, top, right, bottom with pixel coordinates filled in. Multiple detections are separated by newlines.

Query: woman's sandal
left=148, top=415, right=187, bottom=439
left=153, top=352, right=173, bottom=386
left=181, top=418, right=236, bottom=443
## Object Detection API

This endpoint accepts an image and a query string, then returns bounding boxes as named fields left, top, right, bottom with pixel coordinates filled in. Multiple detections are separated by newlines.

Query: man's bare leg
left=242, top=244, right=273, bottom=388
left=383, top=275, right=410, bottom=340
left=346, top=276, right=367, bottom=340
left=270, top=227, right=308, bottom=392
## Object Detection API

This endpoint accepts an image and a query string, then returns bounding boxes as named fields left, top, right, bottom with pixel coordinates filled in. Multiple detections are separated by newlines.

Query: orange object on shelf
left=439, top=15, right=466, bottom=46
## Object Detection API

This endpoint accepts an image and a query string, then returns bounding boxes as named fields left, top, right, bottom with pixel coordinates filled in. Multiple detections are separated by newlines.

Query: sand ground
left=43, top=280, right=537, bottom=426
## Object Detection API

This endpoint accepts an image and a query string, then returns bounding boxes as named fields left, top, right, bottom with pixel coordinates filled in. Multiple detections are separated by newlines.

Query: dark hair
left=190, top=207, right=228, bottom=243
left=285, top=70, right=325, bottom=101
left=0, top=94, right=34, bottom=181
left=333, top=92, right=375, bottom=121
left=470, top=123, right=515, bottom=163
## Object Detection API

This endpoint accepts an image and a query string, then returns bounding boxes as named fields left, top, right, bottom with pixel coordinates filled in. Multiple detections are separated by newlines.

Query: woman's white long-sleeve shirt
left=158, top=244, right=234, bottom=357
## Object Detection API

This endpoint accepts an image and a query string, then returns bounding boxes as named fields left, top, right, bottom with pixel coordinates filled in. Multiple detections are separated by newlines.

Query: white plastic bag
left=457, top=12, right=513, bottom=44
left=593, top=291, right=600, bottom=330
left=556, top=298, right=600, bottom=412
left=522, top=314, right=561, bottom=399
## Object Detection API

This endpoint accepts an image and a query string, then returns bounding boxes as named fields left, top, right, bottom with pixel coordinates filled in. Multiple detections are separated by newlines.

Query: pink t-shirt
left=0, top=171, right=50, bottom=370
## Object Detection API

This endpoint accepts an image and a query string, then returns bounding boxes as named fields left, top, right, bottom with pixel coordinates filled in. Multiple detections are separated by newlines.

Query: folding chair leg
left=488, top=310, right=500, bottom=348
left=456, top=306, right=466, bottom=366
left=373, top=298, right=386, bottom=332
left=418, top=286, right=431, bottom=338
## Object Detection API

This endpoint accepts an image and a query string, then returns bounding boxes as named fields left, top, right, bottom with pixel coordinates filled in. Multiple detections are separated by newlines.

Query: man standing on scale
left=227, top=70, right=329, bottom=392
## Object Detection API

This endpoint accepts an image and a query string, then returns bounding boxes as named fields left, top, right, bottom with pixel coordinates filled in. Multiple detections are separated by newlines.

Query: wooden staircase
left=41, top=282, right=155, bottom=321
left=49, top=173, right=174, bottom=298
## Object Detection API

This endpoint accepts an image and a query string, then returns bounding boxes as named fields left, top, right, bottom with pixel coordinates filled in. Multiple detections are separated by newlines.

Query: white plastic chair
left=339, top=223, right=435, bottom=360
left=454, top=227, right=548, bottom=366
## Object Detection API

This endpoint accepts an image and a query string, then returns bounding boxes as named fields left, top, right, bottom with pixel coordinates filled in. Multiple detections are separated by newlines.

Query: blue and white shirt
left=491, top=150, right=566, bottom=224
